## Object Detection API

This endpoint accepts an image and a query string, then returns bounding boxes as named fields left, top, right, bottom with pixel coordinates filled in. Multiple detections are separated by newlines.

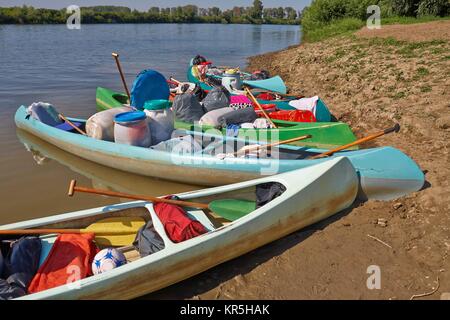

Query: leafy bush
left=301, top=0, right=449, bottom=42
left=391, top=0, right=421, bottom=16
left=417, top=0, right=450, bottom=16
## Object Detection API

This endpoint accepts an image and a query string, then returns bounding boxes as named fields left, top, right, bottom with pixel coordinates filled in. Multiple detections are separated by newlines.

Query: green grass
left=382, top=15, right=450, bottom=25
left=302, top=15, right=450, bottom=43
left=420, top=85, right=432, bottom=93
left=417, top=67, right=430, bottom=76
left=392, top=91, right=407, bottom=100
left=302, top=18, right=364, bottom=43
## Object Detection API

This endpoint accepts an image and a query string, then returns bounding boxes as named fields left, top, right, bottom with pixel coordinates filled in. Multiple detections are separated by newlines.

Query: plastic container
left=221, top=71, right=243, bottom=91
left=86, top=107, right=132, bottom=141
left=114, top=111, right=152, bottom=147
left=143, top=100, right=174, bottom=146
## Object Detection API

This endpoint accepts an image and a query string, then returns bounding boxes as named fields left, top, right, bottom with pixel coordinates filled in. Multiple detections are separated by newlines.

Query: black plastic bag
left=173, top=93, right=205, bottom=123
left=202, top=86, right=231, bottom=112
left=192, top=55, right=207, bottom=66
left=250, top=70, right=271, bottom=80
left=0, top=237, right=41, bottom=300
left=133, top=220, right=165, bottom=258
left=256, top=182, right=287, bottom=209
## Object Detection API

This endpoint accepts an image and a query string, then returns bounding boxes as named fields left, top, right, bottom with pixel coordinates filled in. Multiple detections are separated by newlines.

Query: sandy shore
left=147, top=21, right=449, bottom=300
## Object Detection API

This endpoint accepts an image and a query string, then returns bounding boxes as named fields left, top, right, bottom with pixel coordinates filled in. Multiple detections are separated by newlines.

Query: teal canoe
left=190, top=63, right=287, bottom=94
left=15, top=105, right=425, bottom=201
left=4, top=157, right=357, bottom=299
left=186, top=66, right=329, bottom=115
left=96, top=87, right=349, bottom=150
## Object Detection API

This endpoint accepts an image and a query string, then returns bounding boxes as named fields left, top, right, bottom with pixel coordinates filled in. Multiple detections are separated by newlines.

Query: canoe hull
left=15, top=106, right=425, bottom=201
left=5, top=158, right=358, bottom=299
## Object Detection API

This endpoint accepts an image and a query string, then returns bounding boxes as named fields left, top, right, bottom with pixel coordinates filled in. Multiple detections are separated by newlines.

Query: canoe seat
left=123, top=249, right=141, bottom=263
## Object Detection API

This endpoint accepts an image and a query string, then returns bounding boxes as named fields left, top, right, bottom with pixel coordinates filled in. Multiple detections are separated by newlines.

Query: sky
left=0, top=0, right=312, bottom=11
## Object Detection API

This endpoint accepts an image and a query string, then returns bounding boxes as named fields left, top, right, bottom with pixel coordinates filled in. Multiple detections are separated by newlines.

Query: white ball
left=92, top=248, right=127, bottom=275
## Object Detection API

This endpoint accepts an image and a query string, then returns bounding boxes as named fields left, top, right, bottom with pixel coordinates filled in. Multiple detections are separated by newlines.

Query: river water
left=0, top=23, right=300, bottom=224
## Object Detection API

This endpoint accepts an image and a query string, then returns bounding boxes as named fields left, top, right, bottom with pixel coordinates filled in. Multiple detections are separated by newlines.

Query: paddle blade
left=209, top=199, right=256, bottom=221
left=85, top=217, right=145, bottom=247
left=243, top=76, right=287, bottom=94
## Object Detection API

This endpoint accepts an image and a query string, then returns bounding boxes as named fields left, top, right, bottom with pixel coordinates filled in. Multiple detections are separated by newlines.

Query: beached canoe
left=186, top=66, right=324, bottom=113
left=2, top=157, right=358, bottom=299
left=15, top=105, right=425, bottom=200
left=96, top=87, right=350, bottom=150
left=96, top=84, right=332, bottom=123
left=189, top=60, right=287, bottom=94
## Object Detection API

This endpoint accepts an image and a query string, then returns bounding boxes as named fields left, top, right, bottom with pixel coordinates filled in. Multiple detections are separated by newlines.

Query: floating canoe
left=15, top=105, right=425, bottom=201
left=96, top=87, right=349, bottom=150
left=2, top=157, right=358, bottom=299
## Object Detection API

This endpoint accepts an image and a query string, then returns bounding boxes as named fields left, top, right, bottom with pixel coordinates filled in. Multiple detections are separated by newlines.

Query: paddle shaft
left=58, top=114, right=87, bottom=136
left=310, top=124, right=401, bottom=159
left=68, top=180, right=209, bottom=210
left=233, top=134, right=312, bottom=157
left=112, top=52, right=131, bottom=101
left=245, top=87, right=278, bottom=129
left=169, top=77, right=181, bottom=85
left=0, top=229, right=133, bottom=235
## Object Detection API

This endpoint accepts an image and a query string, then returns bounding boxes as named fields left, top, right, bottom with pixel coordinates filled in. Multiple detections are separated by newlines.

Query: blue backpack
left=130, top=69, right=170, bottom=109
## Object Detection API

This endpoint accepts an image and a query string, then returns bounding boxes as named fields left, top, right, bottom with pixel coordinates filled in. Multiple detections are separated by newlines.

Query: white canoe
left=2, top=157, right=358, bottom=300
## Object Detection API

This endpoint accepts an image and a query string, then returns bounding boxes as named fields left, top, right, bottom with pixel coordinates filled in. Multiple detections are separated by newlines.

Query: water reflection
left=17, top=129, right=200, bottom=197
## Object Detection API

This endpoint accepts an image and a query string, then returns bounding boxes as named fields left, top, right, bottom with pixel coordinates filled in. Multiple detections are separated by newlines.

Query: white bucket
left=114, top=111, right=152, bottom=147
left=143, top=100, right=174, bottom=146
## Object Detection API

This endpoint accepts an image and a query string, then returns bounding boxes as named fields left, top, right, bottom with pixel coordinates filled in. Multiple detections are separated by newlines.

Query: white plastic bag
left=86, top=107, right=132, bottom=141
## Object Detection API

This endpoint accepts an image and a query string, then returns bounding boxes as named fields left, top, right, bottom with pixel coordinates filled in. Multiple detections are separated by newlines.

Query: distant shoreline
left=0, top=21, right=300, bottom=26
left=0, top=5, right=301, bottom=26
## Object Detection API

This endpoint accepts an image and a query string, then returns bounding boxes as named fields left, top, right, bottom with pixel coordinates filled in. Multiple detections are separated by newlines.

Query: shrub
left=417, top=0, right=450, bottom=16
left=391, top=0, right=421, bottom=16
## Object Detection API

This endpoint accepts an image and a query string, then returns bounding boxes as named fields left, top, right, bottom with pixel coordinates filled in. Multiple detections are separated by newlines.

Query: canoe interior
left=162, top=131, right=319, bottom=160
left=0, top=183, right=272, bottom=298
left=48, top=118, right=321, bottom=160
left=112, top=93, right=129, bottom=105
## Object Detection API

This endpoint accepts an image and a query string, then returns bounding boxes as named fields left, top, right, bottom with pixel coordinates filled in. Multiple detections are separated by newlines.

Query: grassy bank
left=300, top=0, right=450, bottom=42
left=303, top=15, right=450, bottom=42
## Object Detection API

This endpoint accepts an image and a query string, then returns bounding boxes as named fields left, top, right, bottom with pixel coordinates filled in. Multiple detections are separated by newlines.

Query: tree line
left=0, top=1, right=300, bottom=25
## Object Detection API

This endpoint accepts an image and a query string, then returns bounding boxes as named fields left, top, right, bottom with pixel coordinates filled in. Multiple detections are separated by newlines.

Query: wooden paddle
left=68, top=180, right=256, bottom=222
left=220, top=134, right=312, bottom=159
left=112, top=52, right=131, bottom=101
left=0, top=217, right=145, bottom=246
left=244, top=87, right=278, bottom=129
left=58, top=114, right=87, bottom=136
left=310, top=123, right=401, bottom=159
left=169, top=77, right=182, bottom=85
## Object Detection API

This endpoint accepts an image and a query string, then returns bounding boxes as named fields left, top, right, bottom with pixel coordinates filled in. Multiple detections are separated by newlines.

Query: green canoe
left=96, top=87, right=358, bottom=150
